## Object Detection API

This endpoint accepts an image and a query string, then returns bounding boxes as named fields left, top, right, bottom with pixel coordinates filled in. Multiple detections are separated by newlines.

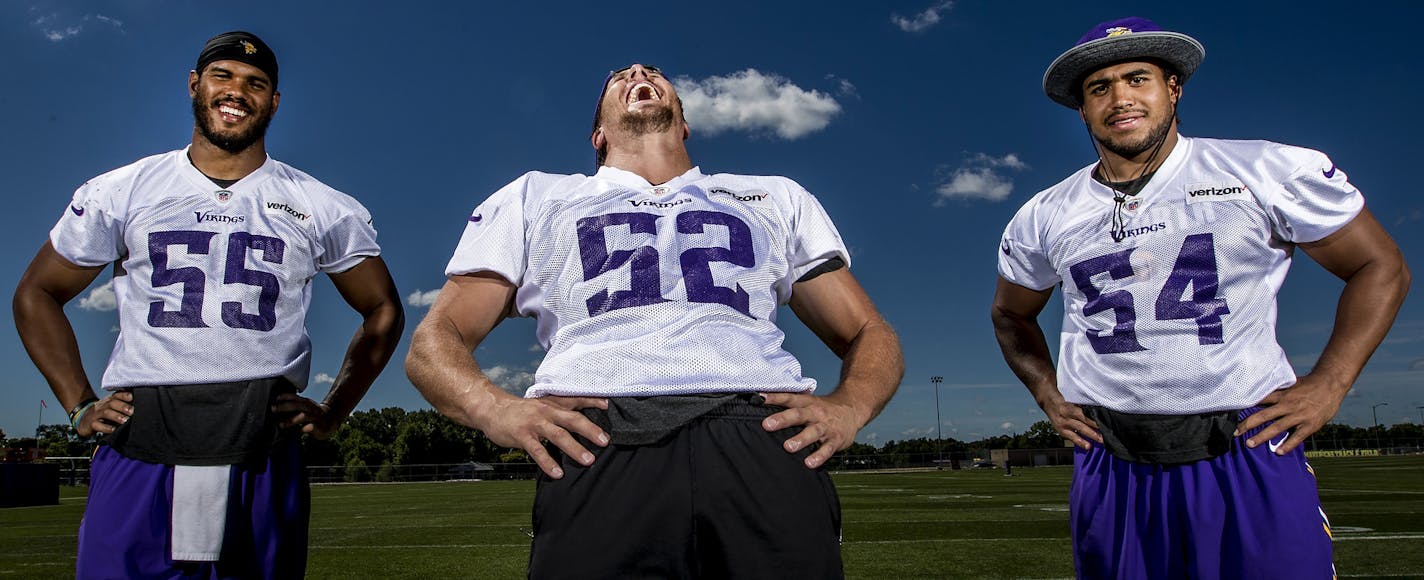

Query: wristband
left=68, top=396, right=100, bottom=431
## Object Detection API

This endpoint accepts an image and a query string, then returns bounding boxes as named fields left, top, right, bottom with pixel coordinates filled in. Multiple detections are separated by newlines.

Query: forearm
left=405, top=317, right=514, bottom=430
left=826, top=318, right=904, bottom=427
left=1311, top=259, right=1411, bottom=389
left=318, top=300, right=405, bottom=425
left=991, top=307, right=1060, bottom=407
left=13, top=285, right=96, bottom=410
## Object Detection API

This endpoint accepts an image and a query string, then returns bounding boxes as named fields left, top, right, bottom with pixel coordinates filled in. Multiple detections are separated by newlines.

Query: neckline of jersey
left=178, top=146, right=276, bottom=194
left=1087, top=134, right=1191, bottom=207
left=594, top=165, right=706, bottom=192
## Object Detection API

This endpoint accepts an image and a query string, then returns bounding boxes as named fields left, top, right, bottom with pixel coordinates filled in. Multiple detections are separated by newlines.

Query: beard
left=191, top=95, right=273, bottom=154
left=1093, top=110, right=1173, bottom=159
left=618, top=103, right=677, bottom=136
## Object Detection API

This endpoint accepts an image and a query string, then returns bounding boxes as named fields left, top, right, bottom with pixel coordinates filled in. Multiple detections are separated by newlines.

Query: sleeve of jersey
left=444, top=174, right=530, bottom=285
left=317, top=203, right=380, bottom=274
left=997, top=203, right=1059, bottom=291
left=1267, top=150, right=1365, bottom=244
left=785, top=184, right=851, bottom=282
left=48, top=180, right=123, bottom=267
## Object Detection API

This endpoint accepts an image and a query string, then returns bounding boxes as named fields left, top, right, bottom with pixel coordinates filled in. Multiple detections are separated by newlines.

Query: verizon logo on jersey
left=1185, top=181, right=1250, bottom=204
left=264, top=201, right=311, bottom=221
left=709, top=187, right=768, bottom=202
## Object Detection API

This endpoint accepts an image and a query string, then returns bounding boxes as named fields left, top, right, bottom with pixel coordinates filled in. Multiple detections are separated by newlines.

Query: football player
left=13, top=31, right=404, bottom=578
left=992, top=17, right=1409, bottom=578
left=406, top=63, right=903, bottom=578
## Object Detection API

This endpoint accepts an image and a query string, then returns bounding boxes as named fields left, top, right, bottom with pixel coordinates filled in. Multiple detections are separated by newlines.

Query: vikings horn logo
left=240, top=40, right=257, bottom=55
left=1106, top=27, right=1133, bottom=37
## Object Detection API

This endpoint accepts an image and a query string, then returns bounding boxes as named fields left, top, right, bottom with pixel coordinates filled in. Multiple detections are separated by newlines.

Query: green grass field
left=3, top=456, right=1421, bottom=578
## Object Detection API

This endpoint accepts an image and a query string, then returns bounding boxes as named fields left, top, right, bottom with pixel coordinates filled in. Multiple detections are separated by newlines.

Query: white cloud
left=34, top=13, right=124, bottom=42
left=528, top=343, right=545, bottom=352
left=891, top=0, right=954, bottom=33
left=1000, top=422, right=1016, bottom=431
left=485, top=365, right=536, bottom=395
left=901, top=426, right=936, bottom=437
left=314, top=373, right=336, bottom=385
left=934, top=152, right=1030, bottom=204
left=676, top=70, right=841, bottom=140
left=1409, top=358, right=1424, bottom=370
left=406, top=288, right=440, bottom=308
left=46, top=26, right=81, bottom=41
left=824, top=74, right=859, bottom=99
left=78, top=280, right=117, bottom=311
left=970, top=152, right=1028, bottom=170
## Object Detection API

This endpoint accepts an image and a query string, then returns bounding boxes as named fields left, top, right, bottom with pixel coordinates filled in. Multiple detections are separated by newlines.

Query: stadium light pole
left=931, top=376, right=944, bottom=467
left=1417, top=405, right=1423, bottom=426
left=1372, top=402, right=1389, bottom=450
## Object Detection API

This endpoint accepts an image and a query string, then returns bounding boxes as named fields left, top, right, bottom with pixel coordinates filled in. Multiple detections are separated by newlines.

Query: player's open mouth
left=626, top=82, right=660, bottom=106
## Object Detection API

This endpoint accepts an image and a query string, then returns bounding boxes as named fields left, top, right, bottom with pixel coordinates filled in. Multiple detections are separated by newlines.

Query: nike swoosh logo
left=468, top=213, right=483, bottom=223
left=1322, top=165, right=1337, bottom=179
left=1268, top=432, right=1290, bottom=454
left=70, top=205, right=85, bottom=216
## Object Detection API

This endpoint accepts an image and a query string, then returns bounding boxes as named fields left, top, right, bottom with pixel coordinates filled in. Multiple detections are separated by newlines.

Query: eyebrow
left=205, top=64, right=271, bottom=86
left=1084, top=67, right=1155, bottom=89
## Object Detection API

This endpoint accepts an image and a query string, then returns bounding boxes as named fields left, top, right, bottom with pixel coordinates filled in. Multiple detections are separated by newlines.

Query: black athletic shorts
left=528, top=397, right=843, bottom=579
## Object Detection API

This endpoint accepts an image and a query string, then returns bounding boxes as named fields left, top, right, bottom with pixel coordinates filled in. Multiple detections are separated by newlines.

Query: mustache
left=1103, top=107, right=1149, bottom=123
left=212, top=96, right=251, bottom=110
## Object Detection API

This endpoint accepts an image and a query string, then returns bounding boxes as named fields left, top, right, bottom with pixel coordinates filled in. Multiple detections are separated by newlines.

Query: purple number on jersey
left=146, top=230, right=287, bottom=331
left=1069, top=248, right=1146, bottom=354
left=677, top=211, right=754, bottom=317
left=1070, top=233, right=1231, bottom=354
left=222, top=232, right=286, bottom=331
left=1154, top=233, right=1230, bottom=344
left=149, top=230, right=217, bottom=328
left=577, top=212, right=669, bottom=316
left=576, top=210, right=758, bottom=318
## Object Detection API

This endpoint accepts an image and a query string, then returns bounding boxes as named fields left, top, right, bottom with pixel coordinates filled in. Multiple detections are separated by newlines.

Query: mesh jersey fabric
left=49, top=147, right=380, bottom=390
left=446, top=166, right=850, bottom=398
left=998, top=136, right=1363, bottom=414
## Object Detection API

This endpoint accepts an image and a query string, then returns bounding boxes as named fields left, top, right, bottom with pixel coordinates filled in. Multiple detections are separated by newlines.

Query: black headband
left=195, top=31, right=278, bottom=87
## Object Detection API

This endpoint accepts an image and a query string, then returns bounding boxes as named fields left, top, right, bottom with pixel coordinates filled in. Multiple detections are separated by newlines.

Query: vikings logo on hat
left=1106, top=27, right=1133, bottom=37
left=241, top=40, right=257, bottom=55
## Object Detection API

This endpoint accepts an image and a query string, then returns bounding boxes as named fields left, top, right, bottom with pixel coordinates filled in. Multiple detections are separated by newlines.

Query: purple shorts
left=1070, top=408, right=1334, bottom=579
left=77, top=438, right=309, bottom=579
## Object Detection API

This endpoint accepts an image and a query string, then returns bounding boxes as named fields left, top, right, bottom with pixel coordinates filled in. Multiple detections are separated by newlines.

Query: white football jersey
left=50, top=148, right=380, bottom=390
left=447, top=166, right=849, bottom=398
left=999, top=136, right=1363, bottom=414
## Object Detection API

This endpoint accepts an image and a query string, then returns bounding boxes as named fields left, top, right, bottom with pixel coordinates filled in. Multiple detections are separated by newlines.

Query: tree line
left=6, top=410, right=1423, bottom=472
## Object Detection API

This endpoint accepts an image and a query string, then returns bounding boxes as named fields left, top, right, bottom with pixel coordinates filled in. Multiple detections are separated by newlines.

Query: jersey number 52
left=1068, top=233, right=1230, bottom=354
left=576, top=210, right=755, bottom=318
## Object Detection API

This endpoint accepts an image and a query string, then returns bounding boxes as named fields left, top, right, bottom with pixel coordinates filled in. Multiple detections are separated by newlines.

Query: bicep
left=787, top=268, right=884, bottom=356
left=1300, top=208, right=1405, bottom=280
left=992, top=276, right=1054, bottom=321
left=420, top=272, right=518, bottom=351
left=16, top=241, right=106, bottom=304
left=327, top=256, right=401, bottom=315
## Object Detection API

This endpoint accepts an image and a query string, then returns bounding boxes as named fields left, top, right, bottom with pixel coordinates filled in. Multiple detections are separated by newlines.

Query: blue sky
left=3, top=1, right=1423, bottom=445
